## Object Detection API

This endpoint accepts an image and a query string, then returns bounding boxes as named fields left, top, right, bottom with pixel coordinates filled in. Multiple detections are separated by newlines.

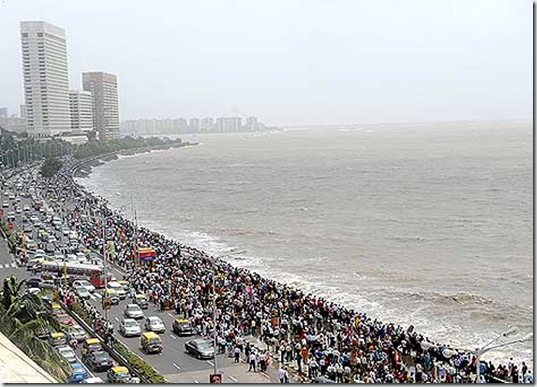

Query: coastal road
left=0, top=175, right=279, bottom=384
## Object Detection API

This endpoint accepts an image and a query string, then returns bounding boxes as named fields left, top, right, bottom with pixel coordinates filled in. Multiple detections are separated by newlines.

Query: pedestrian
left=234, top=346, right=241, bottom=363
left=248, top=352, right=257, bottom=372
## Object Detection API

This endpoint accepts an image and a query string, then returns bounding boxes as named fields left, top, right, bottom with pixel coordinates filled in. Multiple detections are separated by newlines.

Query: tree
left=40, top=157, right=63, bottom=178
left=0, top=276, right=71, bottom=382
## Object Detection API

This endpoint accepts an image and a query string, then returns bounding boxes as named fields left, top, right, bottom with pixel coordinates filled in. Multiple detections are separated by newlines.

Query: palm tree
left=0, top=276, right=71, bottom=382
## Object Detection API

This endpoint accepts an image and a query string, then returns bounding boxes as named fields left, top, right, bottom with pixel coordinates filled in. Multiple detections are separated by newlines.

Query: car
left=68, top=362, right=89, bottom=383
left=26, top=277, right=43, bottom=288
left=23, top=205, right=31, bottom=212
left=15, top=206, right=22, bottom=214
left=26, top=287, right=41, bottom=295
left=62, top=227, right=70, bottom=236
left=83, top=350, right=115, bottom=372
left=57, top=345, right=77, bottom=363
left=23, top=224, right=33, bottom=233
left=103, top=289, right=120, bottom=305
left=80, top=377, right=104, bottom=384
left=107, top=366, right=131, bottom=384
left=133, top=294, right=148, bottom=309
left=74, top=285, right=91, bottom=300
left=185, top=339, right=215, bottom=359
left=124, top=304, right=144, bottom=319
left=140, top=332, right=163, bottom=354
left=6, top=211, right=15, bottom=221
left=172, top=318, right=194, bottom=336
left=2, top=202, right=9, bottom=208
left=107, top=281, right=127, bottom=299
left=56, top=313, right=75, bottom=326
left=119, top=318, right=142, bottom=337
left=81, top=338, right=103, bottom=356
left=73, top=280, right=96, bottom=293
left=29, top=215, right=38, bottom=223
left=66, top=324, right=88, bottom=342
left=144, top=316, right=166, bottom=333
left=47, top=235, right=57, bottom=243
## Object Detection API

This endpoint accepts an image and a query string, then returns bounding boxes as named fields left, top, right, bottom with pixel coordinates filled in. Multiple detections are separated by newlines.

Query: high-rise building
left=200, top=117, right=214, bottom=132
left=0, top=108, right=7, bottom=118
left=246, top=116, right=259, bottom=131
left=188, top=118, right=200, bottom=133
left=69, top=90, right=93, bottom=132
left=20, top=21, right=70, bottom=137
left=82, top=72, right=120, bottom=142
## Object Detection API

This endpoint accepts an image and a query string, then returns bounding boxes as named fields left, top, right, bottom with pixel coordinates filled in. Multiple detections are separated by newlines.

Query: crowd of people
left=39, top=162, right=532, bottom=384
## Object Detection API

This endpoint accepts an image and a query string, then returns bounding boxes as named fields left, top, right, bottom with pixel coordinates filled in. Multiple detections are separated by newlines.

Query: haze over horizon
left=0, top=0, right=532, bottom=126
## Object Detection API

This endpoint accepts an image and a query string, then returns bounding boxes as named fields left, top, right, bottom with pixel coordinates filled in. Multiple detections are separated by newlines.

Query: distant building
left=188, top=118, right=200, bottom=133
left=246, top=116, right=259, bottom=131
left=216, top=117, right=226, bottom=133
left=0, top=108, right=7, bottom=118
left=20, top=105, right=26, bottom=119
left=69, top=90, right=93, bottom=132
left=20, top=21, right=70, bottom=137
left=200, top=117, right=214, bottom=132
left=82, top=71, right=120, bottom=142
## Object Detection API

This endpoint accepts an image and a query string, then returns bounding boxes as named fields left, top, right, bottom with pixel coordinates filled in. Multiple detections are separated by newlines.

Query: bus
left=40, top=261, right=103, bottom=278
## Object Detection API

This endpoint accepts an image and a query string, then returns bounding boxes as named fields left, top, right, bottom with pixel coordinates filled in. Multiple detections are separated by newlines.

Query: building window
left=22, top=33, right=28, bottom=37
left=37, top=33, right=43, bottom=37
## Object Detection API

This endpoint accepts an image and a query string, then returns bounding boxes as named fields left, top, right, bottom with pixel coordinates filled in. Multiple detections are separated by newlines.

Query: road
left=0, top=171, right=281, bottom=384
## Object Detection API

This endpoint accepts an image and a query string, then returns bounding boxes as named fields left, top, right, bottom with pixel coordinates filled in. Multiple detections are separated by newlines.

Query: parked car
left=124, top=304, right=144, bottom=319
left=57, top=345, right=77, bottom=363
left=144, top=316, right=166, bottom=333
left=172, top=318, right=194, bottom=336
left=185, top=339, right=215, bottom=359
left=83, top=351, right=115, bottom=372
left=119, top=318, right=142, bottom=337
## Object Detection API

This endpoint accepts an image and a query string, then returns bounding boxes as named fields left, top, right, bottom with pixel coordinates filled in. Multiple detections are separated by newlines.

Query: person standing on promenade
left=248, top=351, right=257, bottom=372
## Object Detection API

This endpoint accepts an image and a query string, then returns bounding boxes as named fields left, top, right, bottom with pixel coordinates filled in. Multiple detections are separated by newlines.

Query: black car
left=185, top=339, right=215, bottom=359
left=172, top=318, right=194, bottom=336
left=26, top=276, right=43, bottom=288
left=83, top=350, right=114, bottom=372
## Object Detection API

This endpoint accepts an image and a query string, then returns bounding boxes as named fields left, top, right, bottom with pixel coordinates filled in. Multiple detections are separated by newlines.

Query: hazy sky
left=0, top=0, right=532, bottom=126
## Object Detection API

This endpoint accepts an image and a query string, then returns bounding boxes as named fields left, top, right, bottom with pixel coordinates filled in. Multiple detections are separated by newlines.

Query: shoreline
left=63, top=151, right=530, bottom=382
left=70, top=144, right=532, bottom=372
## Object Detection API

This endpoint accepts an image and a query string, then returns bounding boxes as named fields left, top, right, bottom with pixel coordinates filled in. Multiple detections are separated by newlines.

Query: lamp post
left=474, top=327, right=532, bottom=383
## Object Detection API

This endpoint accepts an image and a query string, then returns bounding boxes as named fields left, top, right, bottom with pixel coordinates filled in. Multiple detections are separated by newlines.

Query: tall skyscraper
left=20, top=21, right=70, bottom=137
left=69, top=90, right=93, bottom=132
left=82, top=72, right=120, bottom=142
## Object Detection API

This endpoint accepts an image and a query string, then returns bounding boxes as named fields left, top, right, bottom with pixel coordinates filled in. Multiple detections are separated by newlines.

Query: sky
left=0, top=0, right=532, bottom=126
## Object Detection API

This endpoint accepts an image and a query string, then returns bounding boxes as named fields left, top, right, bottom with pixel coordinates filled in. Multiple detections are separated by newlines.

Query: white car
left=62, top=227, right=70, bottom=236
left=123, top=304, right=144, bottom=319
left=144, top=316, right=166, bottom=333
left=119, top=318, right=142, bottom=337
left=107, top=281, right=126, bottom=299
left=57, top=346, right=77, bottom=363
left=74, top=286, right=91, bottom=300
left=81, top=377, right=104, bottom=384
left=23, top=205, right=31, bottom=212
left=72, top=280, right=95, bottom=293
left=67, top=324, right=88, bottom=342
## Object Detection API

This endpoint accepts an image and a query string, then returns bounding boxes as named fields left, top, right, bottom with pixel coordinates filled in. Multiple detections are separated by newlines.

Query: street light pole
left=475, top=328, right=532, bottom=383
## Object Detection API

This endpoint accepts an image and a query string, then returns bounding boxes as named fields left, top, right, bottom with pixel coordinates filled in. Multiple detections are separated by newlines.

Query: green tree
left=40, top=157, right=63, bottom=178
left=0, top=276, right=71, bottom=382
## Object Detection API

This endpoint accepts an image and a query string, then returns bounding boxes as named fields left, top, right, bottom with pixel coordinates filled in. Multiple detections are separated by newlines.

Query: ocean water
left=78, top=122, right=533, bottom=366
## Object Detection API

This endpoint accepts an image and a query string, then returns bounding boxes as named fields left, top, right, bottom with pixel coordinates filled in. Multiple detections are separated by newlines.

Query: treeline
left=73, top=136, right=182, bottom=159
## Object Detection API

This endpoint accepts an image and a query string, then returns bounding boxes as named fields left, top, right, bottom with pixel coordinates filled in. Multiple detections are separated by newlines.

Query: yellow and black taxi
left=49, top=332, right=67, bottom=347
left=82, top=337, right=103, bottom=355
left=140, top=332, right=163, bottom=354
left=107, top=366, right=132, bottom=383
left=172, top=318, right=194, bottom=336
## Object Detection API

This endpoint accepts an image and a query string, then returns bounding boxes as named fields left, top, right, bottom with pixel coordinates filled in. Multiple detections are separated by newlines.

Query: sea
left=77, top=121, right=533, bottom=366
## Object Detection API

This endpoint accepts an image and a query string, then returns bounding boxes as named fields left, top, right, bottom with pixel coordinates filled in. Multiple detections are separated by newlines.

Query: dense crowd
left=40, top=164, right=533, bottom=384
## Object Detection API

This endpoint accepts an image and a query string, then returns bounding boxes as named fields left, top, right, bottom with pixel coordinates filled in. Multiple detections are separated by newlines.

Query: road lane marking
left=170, top=334, right=177, bottom=339
left=167, top=312, right=174, bottom=317
left=114, top=317, right=120, bottom=322
left=207, top=360, right=214, bottom=366
left=229, top=376, right=238, bottom=382
left=173, top=363, right=181, bottom=370
left=93, top=293, right=102, bottom=299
